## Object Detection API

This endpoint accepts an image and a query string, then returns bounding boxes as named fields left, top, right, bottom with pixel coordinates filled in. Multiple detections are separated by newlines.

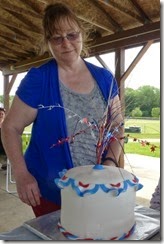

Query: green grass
left=124, top=119, right=160, bottom=157
left=125, top=119, right=160, bottom=136
left=124, top=142, right=160, bottom=158
left=22, top=134, right=31, bottom=153
left=125, top=133, right=160, bottom=139
left=22, top=119, right=160, bottom=157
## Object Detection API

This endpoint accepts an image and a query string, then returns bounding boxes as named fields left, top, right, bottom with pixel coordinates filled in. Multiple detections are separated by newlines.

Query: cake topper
left=38, top=75, right=159, bottom=166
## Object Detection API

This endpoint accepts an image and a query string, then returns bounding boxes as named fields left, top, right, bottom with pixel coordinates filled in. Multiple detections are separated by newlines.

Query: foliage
left=124, top=88, right=138, bottom=116
left=131, top=107, right=142, bottom=117
left=0, top=95, right=14, bottom=107
left=125, top=85, right=160, bottom=117
left=0, top=95, right=4, bottom=105
left=151, top=107, right=160, bottom=117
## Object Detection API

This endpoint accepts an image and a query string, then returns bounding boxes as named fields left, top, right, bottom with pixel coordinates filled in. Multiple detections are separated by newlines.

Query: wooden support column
left=115, top=48, right=125, bottom=168
left=114, top=41, right=153, bottom=168
left=3, top=74, right=17, bottom=112
left=3, top=75, right=10, bottom=111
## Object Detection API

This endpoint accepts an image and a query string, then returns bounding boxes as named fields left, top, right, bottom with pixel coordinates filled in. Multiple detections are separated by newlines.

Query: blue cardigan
left=16, top=59, right=118, bottom=205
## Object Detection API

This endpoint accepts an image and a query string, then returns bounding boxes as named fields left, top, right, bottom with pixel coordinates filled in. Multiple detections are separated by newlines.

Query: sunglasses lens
left=50, top=32, right=80, bottom=45
left=52, top=37, right=63, bottom=45
left=67, top=32, right=80, bottom=41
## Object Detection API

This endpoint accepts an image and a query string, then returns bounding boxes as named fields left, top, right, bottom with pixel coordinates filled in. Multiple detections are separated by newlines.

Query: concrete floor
left=0, top=154, right=160, bottom=233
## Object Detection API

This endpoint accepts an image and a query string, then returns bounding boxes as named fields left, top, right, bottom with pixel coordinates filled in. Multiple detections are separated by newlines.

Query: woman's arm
left=1, top=95, right=41, bottom=206
left=102, top=95, right=124, bottom=167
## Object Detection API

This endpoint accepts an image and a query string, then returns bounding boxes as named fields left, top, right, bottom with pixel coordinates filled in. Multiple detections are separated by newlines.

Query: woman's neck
left=58, top=57, right=83, bottom=73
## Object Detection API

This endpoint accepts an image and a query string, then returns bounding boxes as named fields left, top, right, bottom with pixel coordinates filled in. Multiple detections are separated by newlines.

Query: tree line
left=125, top=85, right=160, bottom=118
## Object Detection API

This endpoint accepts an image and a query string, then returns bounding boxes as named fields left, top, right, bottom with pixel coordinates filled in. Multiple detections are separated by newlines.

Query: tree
left=135, top=86, right=160, bottom=117
left=151, top=107, right=160, bottom=118
left=131, top=107, right=143, bottom=117
left=124, top=88, right=138, bottom=116
left=125, top=85, right=160, bottom=117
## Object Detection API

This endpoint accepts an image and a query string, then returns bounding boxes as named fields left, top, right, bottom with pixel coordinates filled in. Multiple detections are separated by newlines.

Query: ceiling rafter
left=90, top=0, right=123, bottom=32
left=0, top=18, right=42, bottom=37
left=129, top=0, right=152, bottom=23
left=99, top=0, right=147, bottom=24
left=0, top=45, right=29, bottom=57
left=1, top=8, right=42, bottom=33
left=0, top=0, right=160, bottom=73
left=73, top=0, right=117, bottom=33
left=0, top=0, right=41, bottom=18
left=20, top=0, right=44, bottom=14
left=0, top=24, right=40, bottom=44
left=0, top=35, right=35, bottom=52
left=0, top=16, right=41, bottom=38
left=0, top=51, right=19, bottom=59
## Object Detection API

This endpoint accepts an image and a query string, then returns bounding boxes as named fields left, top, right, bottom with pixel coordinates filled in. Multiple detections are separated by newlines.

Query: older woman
left=0, top=107, right=7, bottom=170
left=1, top=3, right=123, bottom=217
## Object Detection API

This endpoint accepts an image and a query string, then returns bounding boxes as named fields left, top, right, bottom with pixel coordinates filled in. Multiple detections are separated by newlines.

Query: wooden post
left=3, top=75, right=10, bottom=112
left=115, top=48, right=125, bottom=168
left=3, top=74, right=17, bottom=112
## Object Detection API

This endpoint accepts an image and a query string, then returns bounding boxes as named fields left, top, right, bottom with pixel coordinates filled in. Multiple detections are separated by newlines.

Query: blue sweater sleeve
left=16, top=67, right=43, bottom=109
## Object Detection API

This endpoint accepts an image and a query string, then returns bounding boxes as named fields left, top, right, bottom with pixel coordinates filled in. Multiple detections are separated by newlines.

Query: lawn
left=124, top=142, right=160, bottom=158
left=125, top=119, right=160, bottom=136
left=124, top=118, right=160, bottom=157
left=23, top=119, right=160, bottom=157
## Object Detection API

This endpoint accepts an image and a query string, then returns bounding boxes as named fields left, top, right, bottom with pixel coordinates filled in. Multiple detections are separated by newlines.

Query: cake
left=55, top=164, right=143, bottom=240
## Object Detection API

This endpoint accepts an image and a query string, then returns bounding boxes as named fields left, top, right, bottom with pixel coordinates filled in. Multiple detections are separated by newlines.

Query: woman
left=1, top=3, right=123, bottom=217
left=0, top=107, right=7, bottom=170
left=150, top=178, right=160, bottom=211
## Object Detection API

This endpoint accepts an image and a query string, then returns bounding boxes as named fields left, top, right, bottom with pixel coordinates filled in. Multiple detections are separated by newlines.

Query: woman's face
left=48, top=18, right=83, bottom=64
left=0, top=111, right=5, bottom=122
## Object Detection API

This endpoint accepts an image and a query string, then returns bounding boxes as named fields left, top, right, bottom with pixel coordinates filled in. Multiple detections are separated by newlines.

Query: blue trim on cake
left=54, top=169, right=143, bottom=197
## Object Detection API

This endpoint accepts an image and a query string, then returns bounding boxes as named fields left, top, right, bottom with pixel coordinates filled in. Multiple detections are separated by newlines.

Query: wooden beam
left=3, top=75, right=10, bottom=111
left=95, top=55, right=109, bottom=69
left=129, top=0, right=152, bottom=23
left=2, top=22, right=160, bottom=75
left=89, top=22, right=160, bottom=55
left=90, top=0, right=122, bottom=32
left=2, top=53, right=52, bottom=76
left=115, top=48, right=125, bottom=168
left=120, top=40, right=154, bottom=83
left=6, top=74, right=17, bottom=94
left=99, top=0, right=149, bottom=24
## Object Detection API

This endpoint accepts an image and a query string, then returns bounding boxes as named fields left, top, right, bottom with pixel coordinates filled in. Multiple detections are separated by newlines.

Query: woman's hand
left=15, top=170, right=41, bottom=207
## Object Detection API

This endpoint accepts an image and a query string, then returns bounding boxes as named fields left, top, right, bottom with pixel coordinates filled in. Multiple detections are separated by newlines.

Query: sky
left=86, top=42, right=160, bottom=90
left=0, top=42, right=160, bottom=97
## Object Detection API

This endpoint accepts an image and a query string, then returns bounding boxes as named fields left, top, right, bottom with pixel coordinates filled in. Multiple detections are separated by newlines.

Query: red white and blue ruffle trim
left=57, top=221, right=136, bottom=240
left=55, top=169, right=143, bottom=197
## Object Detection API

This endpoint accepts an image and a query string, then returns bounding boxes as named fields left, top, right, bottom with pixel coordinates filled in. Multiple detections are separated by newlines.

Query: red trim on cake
left=57, top=222, right=136, bottom=240
left=79, top=181, right=90, bottom=188
left=62, top=175, right=67, bottom=180
left=110, top=183, right=121, bottom=187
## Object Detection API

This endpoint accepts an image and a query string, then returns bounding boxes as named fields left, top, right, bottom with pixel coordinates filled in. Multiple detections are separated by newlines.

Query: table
left=0, top=205, right=160, bottom=241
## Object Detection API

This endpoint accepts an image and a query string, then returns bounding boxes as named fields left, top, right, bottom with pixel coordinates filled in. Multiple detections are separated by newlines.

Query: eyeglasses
left=49, top=31, right=80, bottom=45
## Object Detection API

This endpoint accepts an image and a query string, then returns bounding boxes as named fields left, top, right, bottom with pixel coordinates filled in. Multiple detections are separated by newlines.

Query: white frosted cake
left=55, top=164, right=143, bottom=240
